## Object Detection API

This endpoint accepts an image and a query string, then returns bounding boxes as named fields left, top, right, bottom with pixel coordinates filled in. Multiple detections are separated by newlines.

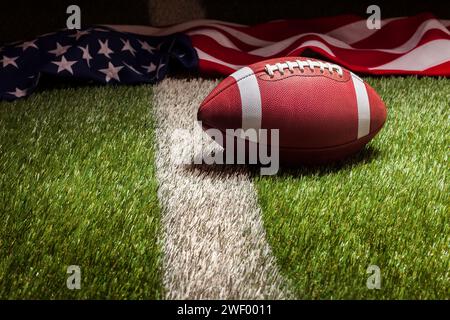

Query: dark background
left=205, top=0, right=450, bottom=23
left=1, top=0, right=449, bottom=43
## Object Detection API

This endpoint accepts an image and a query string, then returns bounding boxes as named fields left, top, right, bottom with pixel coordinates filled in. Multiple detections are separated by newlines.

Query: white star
left=156, top=62, right=166, bottom=79
left=142, top=62, right=156, bottom=73
left=52, top=56, right=77, bottom=74
left=8, top=88, right=27, bottom=98
left=124, top=62, right=142, bottom=75
left=138, top=40, right=155, bottom=54
left=98, top=39, right=113, bottom=59
left=121, top=39, right=136, bottom=56
left=1, top=55, right=19, bottom=68
left=48, top=42, right=71, bottom=56
left=18, top=40, right=38, bottom=51
left=78, top=45, right=93, bottom=67
left=69, top=30, right=90, bottom=40
left=99, top=62, right=123, bottom=82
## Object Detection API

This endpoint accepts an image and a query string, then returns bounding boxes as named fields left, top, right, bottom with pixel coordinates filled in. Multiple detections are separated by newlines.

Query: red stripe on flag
left=188, top=14, right=450, bottom=76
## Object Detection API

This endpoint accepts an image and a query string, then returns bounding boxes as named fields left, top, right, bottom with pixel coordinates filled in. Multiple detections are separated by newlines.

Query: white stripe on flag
left=369, top=39, right=450, bottom=71
left=326, top=17, right=400, bottom=44
left=350, top=73, right=371, bottom=139
left=248, top=34, right=348, bottom=57
left=231, top=67, right=262, bottom=131
left=188, top=29, right=241, bottom=50
left=104, top=19, right=246, bottom=36
left=195, top=48, right=243, bottom=70
left=440, top=19, right=450, bottom=28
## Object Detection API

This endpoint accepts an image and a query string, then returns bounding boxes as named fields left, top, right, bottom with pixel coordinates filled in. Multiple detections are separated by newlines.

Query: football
left=197, top=56, right=387, bottom=165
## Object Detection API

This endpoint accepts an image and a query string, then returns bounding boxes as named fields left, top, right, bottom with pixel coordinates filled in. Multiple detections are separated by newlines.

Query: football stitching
left=200, top=69, right=349, bottom=109
left=258, top=72, right=351, bottom=83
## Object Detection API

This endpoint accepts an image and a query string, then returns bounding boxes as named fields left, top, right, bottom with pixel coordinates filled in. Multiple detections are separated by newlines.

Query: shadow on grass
left=183, top=145, right=382, bottom=178
left=33, top=74, right=140, bottom=94
left=27, top=70, right=200, bottom=98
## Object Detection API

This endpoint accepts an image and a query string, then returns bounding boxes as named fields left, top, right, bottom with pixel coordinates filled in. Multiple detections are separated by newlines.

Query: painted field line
left=152, top=78, right=289, bottom=299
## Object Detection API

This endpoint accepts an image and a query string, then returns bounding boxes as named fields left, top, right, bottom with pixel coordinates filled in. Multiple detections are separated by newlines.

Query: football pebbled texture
left=198, top=56, right=387, bottom=165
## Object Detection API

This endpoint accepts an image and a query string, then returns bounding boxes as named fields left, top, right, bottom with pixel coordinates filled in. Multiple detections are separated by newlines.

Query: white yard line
left=153, top=78, right=289, bottom=299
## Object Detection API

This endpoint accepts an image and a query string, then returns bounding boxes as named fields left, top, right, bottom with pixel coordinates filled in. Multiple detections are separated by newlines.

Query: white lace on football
left=265, top=60, right=343, bottom=77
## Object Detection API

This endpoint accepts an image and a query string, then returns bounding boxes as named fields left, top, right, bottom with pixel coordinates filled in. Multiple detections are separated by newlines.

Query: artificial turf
left=254, top=77, right=449, bottom=299
left=0, top=85, right=164, bottom=299
left=0, top=77, right=448, bottom=300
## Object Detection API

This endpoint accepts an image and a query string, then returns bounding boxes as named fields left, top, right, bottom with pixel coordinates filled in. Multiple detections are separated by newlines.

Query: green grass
left=0, top=85, right=164, bottom=299
left=1, top=77, right=448, bottom=300
left=254, top=77, right=449, bottom=299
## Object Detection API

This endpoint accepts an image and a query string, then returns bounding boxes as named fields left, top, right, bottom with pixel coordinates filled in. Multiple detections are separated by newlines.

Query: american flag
left=111, top=13, right=450, bottom=76
left=0, top=27, right=196, bottom=101
left=1, top=13, right=449, bottom=101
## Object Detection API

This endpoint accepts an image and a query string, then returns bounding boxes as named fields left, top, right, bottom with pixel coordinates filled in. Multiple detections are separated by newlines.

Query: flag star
left=138, top=40, right=156, bottom=54
left=52, top=56, right=77, bottom=74
left=8, top=88, right=27, bottom=98
left=121, top=39, right=136, bottom=56
left=49, top=42, right=71, bottom=56
left=124, top=62, right=142, bottom=75
left=99, top=62, right=123, bottom=82
left=142, top=62, right=156, bottom=73
left=1, top=55, right=19, bottom=68
left=98, top=39, right=113, bottom=58
left=69, top=29, right=90, bottom=40
left=78, top=45, right=93, bottom=67
left=18, top=40, right=38, bottom=51
left=156, top=62, right=166, bottom=79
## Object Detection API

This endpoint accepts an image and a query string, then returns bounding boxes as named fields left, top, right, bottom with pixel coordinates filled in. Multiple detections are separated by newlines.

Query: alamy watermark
left=66, top=265, right=81, bottom=290
left=366, top=5, right=381, bottom=30
left=168, top=121, right=280, bottom=175
left=366, top=265, right=381, bottom=289
left=66, top=5, right=81, bottom=30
